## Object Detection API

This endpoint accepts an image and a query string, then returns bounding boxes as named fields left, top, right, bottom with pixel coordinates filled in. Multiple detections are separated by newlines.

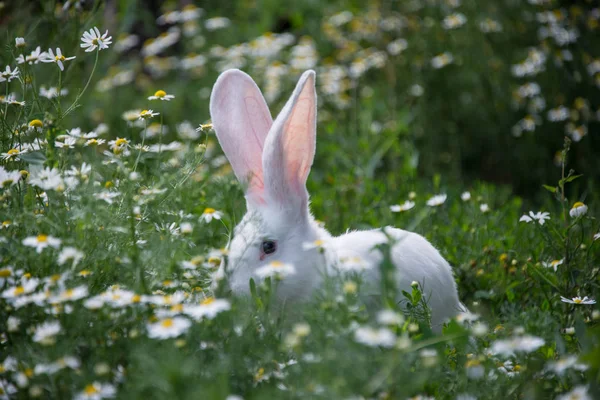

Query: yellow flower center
left=208, top=256, right=221, bottom=266
left=65, top=289, right=74, bottom=298
left=114, top=138, right=128, bottom=146
left=201, top=297, right=215, bottom=306
left=154, top=90, right=167, bottom=98
left=20, top=170, right=28, bottom=178
left=37, top=234, right=48, bottom=243
left=51, top=274, right=61, bottom=282
left=572, top=202, right=585, bottom=209
left=270, top=261, right=283, bottom=267
left=171, top=304, right=183, bottom=312
left=14, top=286, right=25, bottom=296
left=2, top=221, right=10, bottom=227
left=204, top=208, right=216, bottom=214
left=0, top=269, right=11, bottom=278
left=78, top=270, right=92, bottom=277
left=132, top=294, right=141, bottom=303
left=92, top=38, right=99, bottom=45
left=84, top=384, right=99, bottom=395
left=551, top=260, right=561, bottom=267
left=161, top=319, right=174, bottom=328
left=314, top=240, right=324, bottom=246
left=87, top=139, right=98, bottom=145
left=29, top=119, right=43, bottom=128
left=7, top=148, right=19, bottom=155
left=573, top=298, right=583, bottom=304
left=55, top=55, right=65, bottom=62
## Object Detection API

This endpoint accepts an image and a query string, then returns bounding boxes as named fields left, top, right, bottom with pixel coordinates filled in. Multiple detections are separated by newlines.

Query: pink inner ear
left=282, top=97, right=315, bottom=195
left=242, top=96, right=269, bottom=200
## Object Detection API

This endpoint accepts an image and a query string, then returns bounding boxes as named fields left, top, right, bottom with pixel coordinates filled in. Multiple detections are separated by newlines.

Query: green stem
left=62, top=48, right=99, bottom=119
left=133, top=120, right=148, bottom=172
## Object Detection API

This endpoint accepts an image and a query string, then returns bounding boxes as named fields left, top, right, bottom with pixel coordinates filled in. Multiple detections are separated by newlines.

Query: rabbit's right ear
left=209, top=69, right=273, bottom=206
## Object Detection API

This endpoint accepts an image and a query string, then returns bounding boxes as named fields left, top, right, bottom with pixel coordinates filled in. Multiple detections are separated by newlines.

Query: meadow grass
left=1, top=1, right=599, bottom=399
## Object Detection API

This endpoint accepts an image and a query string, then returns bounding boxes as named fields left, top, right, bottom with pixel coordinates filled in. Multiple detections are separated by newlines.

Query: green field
left=1, top=1, right=599, bottom=399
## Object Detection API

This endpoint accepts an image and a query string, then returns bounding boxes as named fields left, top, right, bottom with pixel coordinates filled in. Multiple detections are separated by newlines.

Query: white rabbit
left=209, top=69, right=466, bottom=331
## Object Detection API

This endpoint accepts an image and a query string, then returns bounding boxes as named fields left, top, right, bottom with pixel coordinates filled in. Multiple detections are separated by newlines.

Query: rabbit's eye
left=261, top=240, right=277, bottom=255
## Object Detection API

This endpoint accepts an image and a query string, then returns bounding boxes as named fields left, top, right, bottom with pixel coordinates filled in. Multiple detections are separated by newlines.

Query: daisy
left=200, top=207, right=223, bottom=223
left=80, top=27, right=113, bottom=52
left=442, top=13, right=467, bottom=30
left=542, top=259, right=563, bottom=272
left=1, top=148, right=24, bottom=161
left=0, top=65, right=20, bottom=82
left=25, top=46, right=47, bottom=65
left=560, top=296, right=596, bottom=305
left=546, top=355, right=588, bottom=376
left=431, top=52, right=454, bottom=69
left=426, top=194, right=447, bottom=207
left=49, top=285, right=89, bottom=304
left=519, top=211, right=551, bottom=225
left=42, top=48, right=76, bottom=71
left=390, top=200, right=415, bottom=212
left=23, top=234, right=62, bottom=253
left=138, top=109, right=159, bottom=120
left=556, top=385, right=591, bottom=400
left=337, top=255, right=370, bottom=271
left=183, top=297, right=231, bottom=320
left=57, top=247, right=84, bottom=266
left=594, top=233, right=600, bottom=241
left=376, top=309, right=405, bottom=326
left=94, top=191, right=120, bottom=204
left=85, top=138, right=106, bottom=147
left=461, top=191, right=471, bottom=201
left=148, top=89, right=175, bottom=101
left=147, top=317, right=191, bottom=339
left=302, top=239, right=329, bottom=251
left=107, top=137, right=129, bottom=153
left=1, top=278, right=39, bottom=298
left=74, top=382, right=116, bottom=400
left=29, top=167, right=64, bottom=191
left=255, top=260, right=296, bottom=279
left=569, top=202, right=588, bottom=218
left=491, top=335, right=545, bottom=356
left=55, top=136, right=77, bottom=149
left=0, top=166, right=22, bottom=187
left=354, top=326, right=396, bottom=348
left=15, top=37, right=26, bottom=48
left=32, top=321, right=62, bottom=345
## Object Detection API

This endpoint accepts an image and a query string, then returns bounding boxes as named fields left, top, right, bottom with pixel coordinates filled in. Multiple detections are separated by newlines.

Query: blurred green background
left=2, top=0, right=599, bottom=203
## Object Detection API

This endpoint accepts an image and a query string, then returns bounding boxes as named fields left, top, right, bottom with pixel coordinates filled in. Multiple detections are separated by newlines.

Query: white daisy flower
left=94, top=191, right=120, bottom=204
left=184, top=297, right=231, bottom=320
left=491, top=335, right=545, bottom=356
left=39, top=86, right=69, bottom=99
left=107, top=137, right=129, bottom=153
left=1, top=278, right=39, bottom=298
left=80, top=27, right=113, bottom=52
left=200, top=207, right=223, bottom=223
left=569, top=202, right=588, bottom=218
left=74, top=382, right=116, bottom=400
left=255, top=260, right=296, bottom=279
left=431, top=52, right=454, bottom=69
left=560, top=296, right=596, bottom=305
left=0, top=65, right=20, bottom=82
left=23, top=234, right=62, bottom=253
left=426, top=194, right=447, bottom=207
left=480, top=203, right=490, bottom=213
left=546, top=355, right=588, bottom=376
left=148, top=89, right=175, bottom=101
left=0, top=166, right=22, bottom=188
left=556, top=385, right=591, bottom=400
left=55, top=136, right=77, bottom=149
left=390, top=200, right=415, bottom=212
left=41, top=48, right=76, bottom=71
left=302, top=239, right=329, bottom=251
left=49, top=285, right=89, bottom=304
left=461, top=191, right=471, bottom=201
left=376, top=309, right=405, bottom=326
left=594, top=232, right=600, bottom=241
left=519, top=211, right=550, bottom=225
left=15, top=37, right=26, bottom=48
left=29, top=167, right=64, bottom=191
left=33, top=321, right=62, bottom=345
left=147, top=317, right=191, bottom=339
left=442, top=13, right=467, bottom=30
left=57, top=246, right=84, bottom=266
left=542, top=259, right=563, bottom=272
left=139, top=109, right=159, bottom=120
left=354, top=326, right=396, bottom=348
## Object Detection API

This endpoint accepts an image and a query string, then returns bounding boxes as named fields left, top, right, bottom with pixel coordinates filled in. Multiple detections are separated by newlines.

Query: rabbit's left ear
left=263, top=70, right=316, bottom=213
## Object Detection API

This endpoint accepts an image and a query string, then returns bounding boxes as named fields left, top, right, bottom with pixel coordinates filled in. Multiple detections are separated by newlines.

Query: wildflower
left=184, top=297, right=231, bottom=320
left=0, top=65, right=20, bottom=82
left=390, top=200, right=415, bottom=212
left=200, top=207, right=223, bottom=223
left=41, top=48, right=76, bottom=71
left=519, top=211, right=550, bottom=225
left=569, top=202, right=588, bottom=218
left=147, top=317, right=191, bottom=339
left=205, top=17, right=231, bottom=31
left=8, top=316, right=21, bottom=332
left=22, top=46, right=47, bottom=65
left=29, top=167, right=64, bottom=191
left=480, top=204, right=490, bottom=213
left=180, top=222, right=193, bottom=234
left=302, top=239, right=329, bottom=251
left=387, top=38, right=408, bottom=56
left=542, top=259, right=563, bottom=272
left=376, top=309, right=405, bottom=326
left=343, top=281, right=357, bottom=294
left=442, top=13, right=467, bottom=30
left=556, top=385, right=591, bottom=400
left=256, top=260, right=296, bottom=279
left=196, top=123, right=213, bottom=132
left=461, top=191, right=471, bottom=201
left=23, top=234, right=62, bottom=253
left=32, top=321, right=62, bottom=345
left=49, top=286, right=89, bottom=304
left=560, top=296, right=596, bottom=305
left=547, top=106, right=569, bottom=121
left=138, top=109, right=159, bottom=120
left=546, top=355, right=588, bottom=376
left=148, top=89, right=175, bottom=101
left=39, top=86, right=69, bottom=99
left=431, top=52, right=453, bottom=69
left=354, top=326, right=396, bottom=348
left=80, top=27, right=112, bottom=52
left=1, top=148, right=23, bottom=161
left=491, top=335, right=545, bottom=356
left=426, top=194, right=447, bottom=207
left=108, top=137, right=129, bottom=153
left=94, top=191, right=120, bottom=205
left=74, top=382, right=116, bottom=400
left=337, top=255, right=370, bottom=271
left=594, top=233, right=600, bottom=241
left=57, top=247, right=84, bottom=266
left=85, top=138, right=106, bottom=146
left=2, top=278, right=39, bottom=298
left=15, top=37, right=26, bottom=48
left=55, top=136, right=77, bottom=149
left=0, top=166, right=22, bottom=187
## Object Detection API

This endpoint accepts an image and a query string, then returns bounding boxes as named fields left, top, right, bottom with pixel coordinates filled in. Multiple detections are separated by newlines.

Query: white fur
left=209, top=69, right=465, bottom=331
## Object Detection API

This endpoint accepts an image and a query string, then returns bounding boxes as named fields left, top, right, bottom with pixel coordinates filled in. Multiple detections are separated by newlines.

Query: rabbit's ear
left=263, top=70, right=316, bottom=213
left=210, top=69, right=273, bottom=206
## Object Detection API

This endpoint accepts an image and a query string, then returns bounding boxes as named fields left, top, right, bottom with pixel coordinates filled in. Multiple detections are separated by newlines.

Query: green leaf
left=563, top=174, right=583, bottom=183
left=542, top=185, right=557, bottom=193
left=20, top=151, right=46, bottom=165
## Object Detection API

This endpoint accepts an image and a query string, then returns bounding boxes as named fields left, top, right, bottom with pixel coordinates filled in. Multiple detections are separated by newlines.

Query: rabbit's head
left=209, top=69, right=330, bottom=300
